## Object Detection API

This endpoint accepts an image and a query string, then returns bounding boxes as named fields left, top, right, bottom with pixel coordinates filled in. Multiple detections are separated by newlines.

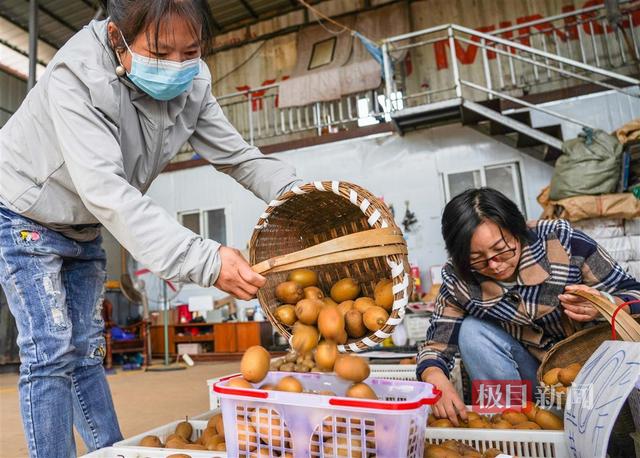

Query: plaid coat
left=417, top=219, right=640, bottom=379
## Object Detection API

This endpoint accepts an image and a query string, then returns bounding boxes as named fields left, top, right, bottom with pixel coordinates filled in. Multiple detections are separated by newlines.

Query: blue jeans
left=0, top=207, right=122, bottom=457
left=458, top=316, right=540, bottom=400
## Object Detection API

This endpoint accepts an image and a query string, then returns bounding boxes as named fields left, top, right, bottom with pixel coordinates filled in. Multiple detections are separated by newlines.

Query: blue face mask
left=119, top=32, right=200, bottom=101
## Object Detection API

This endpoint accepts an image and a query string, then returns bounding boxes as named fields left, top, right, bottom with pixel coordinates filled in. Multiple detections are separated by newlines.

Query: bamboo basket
left=249, top=181, right=411, bottom=352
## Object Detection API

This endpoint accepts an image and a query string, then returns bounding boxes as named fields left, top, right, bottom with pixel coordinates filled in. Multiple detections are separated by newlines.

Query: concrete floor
left=0, top=360, right=240, bottom=457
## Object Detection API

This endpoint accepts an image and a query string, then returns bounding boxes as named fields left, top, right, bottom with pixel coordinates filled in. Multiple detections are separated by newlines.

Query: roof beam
left=0, top=37, right=48, bottom=67
left=238, top=0, right=258, bottom=19
left=0, top=11, right=60, bottom=49
left=25, top=0, right=80, bottom=33
left=209, top=12, right=223, bottom=31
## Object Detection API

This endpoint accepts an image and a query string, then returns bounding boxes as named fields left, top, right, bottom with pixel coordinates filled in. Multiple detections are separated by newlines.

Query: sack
left=538, top=187, right=640, bottom=221
left=550, top=128, right=623, bottom=201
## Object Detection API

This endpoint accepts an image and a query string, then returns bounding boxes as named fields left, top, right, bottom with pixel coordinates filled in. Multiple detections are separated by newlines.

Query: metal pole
left=162, top=281, right=169, bottom=366
left=247, top=92, right=254, bottom=145
left=480, top=38, right=493, bottom=99
left=448, top=27, right=461, bottom=97
left=28, top=0, right=38, bottom=91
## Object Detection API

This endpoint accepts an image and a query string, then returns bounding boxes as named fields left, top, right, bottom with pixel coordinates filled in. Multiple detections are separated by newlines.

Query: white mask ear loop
left=114, top=30, right=130, bottom=77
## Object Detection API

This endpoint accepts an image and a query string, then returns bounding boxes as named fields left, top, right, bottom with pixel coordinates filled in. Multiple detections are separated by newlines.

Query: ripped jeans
left=0, top=206, right=122, bottom=458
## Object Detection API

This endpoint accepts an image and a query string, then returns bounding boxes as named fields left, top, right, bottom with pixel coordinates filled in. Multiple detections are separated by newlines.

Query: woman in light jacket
left=0, top=1, right=300, bottom=456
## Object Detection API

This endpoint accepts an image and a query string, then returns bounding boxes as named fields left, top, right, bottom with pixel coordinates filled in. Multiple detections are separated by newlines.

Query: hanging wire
left=297, top=0, right=379, bottom=44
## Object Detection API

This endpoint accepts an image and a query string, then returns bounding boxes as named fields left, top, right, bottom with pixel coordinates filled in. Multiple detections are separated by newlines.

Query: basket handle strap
left=252, top=227, right=406, bottom=275
left=571, top=290, right=640, bottom=342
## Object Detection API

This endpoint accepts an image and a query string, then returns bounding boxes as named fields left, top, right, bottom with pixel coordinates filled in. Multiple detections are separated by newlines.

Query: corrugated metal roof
left=0, top=0, right=324, bottom=78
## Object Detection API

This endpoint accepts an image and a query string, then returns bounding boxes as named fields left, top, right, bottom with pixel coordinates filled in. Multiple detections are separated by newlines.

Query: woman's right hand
left=214, top=246, right=266, bottom=300
left=422, top=366, right=467, bottom=426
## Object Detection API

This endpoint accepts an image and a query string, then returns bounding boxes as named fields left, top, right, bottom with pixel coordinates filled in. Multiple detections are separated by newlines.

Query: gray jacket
left=0, top=20, right=299, bottom=288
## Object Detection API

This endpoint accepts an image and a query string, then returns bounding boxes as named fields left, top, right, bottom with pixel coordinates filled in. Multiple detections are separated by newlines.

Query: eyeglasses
left=469, top=230, right=517, bottom=271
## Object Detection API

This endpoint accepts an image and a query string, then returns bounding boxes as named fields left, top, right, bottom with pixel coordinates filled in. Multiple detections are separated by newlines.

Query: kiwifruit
left=467, top=419, right=490, bottom=429
left=428, top=413, right=438, bottom=425
left=175, top=420, right=193, bottom=441
left=227, top=377, right=254, bottom=389
left=534, top=409, right=563, bottom=430
left=315, top=341, right=338, bottom=371
left=346, top=382, right=378, bottom=399
left=555, top=385, right=568, bottom=394
left=354, top=297, right=376, bottom=314
left=259, top=383, right=276, bottom=390
left=288, top=269, right=318, bottom=288
left=214, top=414, right=224, bottom=436
left=513, top=421, right=542, bottom=430
left=251, top=407, right=291, bottom=447
left=430, top=419, right=454, bottom=428
left=279, top=362, right=295, bottom=372
left=423, top=444, right=461, bottom=457
left=184, top=443, right=207, bottom=450
left=276, top=375, right=304, bottom=392
left=215, top=442, right=226, bottom=451
left=334, top=354, right=370, bottom=383
left=323, top=436, right=363, bottom=458
left=304, top=286, right=324, bottom=300
left=318, top=390, right=337, bottom=396
left=276, top=281, right=305, bottom=304
left=337, top=300, right=355, bottom=316
left=502, top=410, right=528, bottom=425
left=291, top=323, right=319, bottom=354
left=363, top=307, right=389, bottom=332
left=165, top=436, right=188, bottom=449
left=166, top=455, right=192, bottom=458
left=294, top=363, right=310, bottom=372
left=374, top=279, right=394, bottom=312
left=466, top=411, right=481, bottom=422
left=241, top=345, right=270, bottom=383
left=198, top=426, right=217, bottom=445
left=249, top=449, right=272, bottom=458
left=274, top=305, right=297, bottom=326
left=336, top=328, right=348, bottom=345
left=317, top=305, right=345, bottom=340
left=542, top=367, right=562, bottom=386
left=345, top=309, right=367, bottom=338
left=139, top=435, right=162, bottom=447
left=323, top=297, right=338, bottom=307
left=237, top=424, right=258, bottom=452
left=484, top=448, right=505, bottom=458
left=331, top=278, right=361, bottom=302
left=558, top=363, right=581, bottom=386
left=295, top=298, right=322, bottom=325
left=523, top=401, right=538, bottom=421
left=491, top=420, right=513, bottom=429
left=458, top=443, right=482, bottom=457
left=204, top=434, right=225, bottom=450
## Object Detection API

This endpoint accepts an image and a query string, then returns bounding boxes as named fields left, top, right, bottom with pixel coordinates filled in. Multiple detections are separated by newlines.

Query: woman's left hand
left=558, top=284, right=603, bottom=322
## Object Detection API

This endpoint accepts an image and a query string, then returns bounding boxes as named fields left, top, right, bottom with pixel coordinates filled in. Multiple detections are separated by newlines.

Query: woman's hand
left=214, top=246, right=266, bottom=300
left=559, top=284, right=603, bottom=322
left=422, top=366, right=467, bottom=426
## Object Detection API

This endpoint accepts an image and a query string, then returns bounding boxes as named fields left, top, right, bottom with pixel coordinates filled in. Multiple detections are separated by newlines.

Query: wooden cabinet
left=214, top=321, right=272, bottom=353
left=150, top=321, right=273, bottom=358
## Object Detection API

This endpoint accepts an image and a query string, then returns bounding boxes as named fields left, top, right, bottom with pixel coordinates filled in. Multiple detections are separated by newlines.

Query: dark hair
left=107, top=0, right=215, bottom=56
left=441, top=187, right=530, bottom=282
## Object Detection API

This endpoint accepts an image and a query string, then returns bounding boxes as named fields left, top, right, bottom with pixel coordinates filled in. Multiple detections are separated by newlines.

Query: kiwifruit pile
left=424, top=440, right=506, bottom=458
left=137, top=415, right=226, bottom=452
left=542, top=362, right=582, bottom=394
left=427, top=402, right=563, bottom=431
left=272, top=269, right=394, bottom=353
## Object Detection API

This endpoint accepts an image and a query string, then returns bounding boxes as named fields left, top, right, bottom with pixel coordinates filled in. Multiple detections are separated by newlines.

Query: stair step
left=461, top=98, right=502, bottom=125
left=489, top=111, right=532, bottom=135
left=516, top=125, right=564, bottom=148
left=545, top=145, right=563, bottom=163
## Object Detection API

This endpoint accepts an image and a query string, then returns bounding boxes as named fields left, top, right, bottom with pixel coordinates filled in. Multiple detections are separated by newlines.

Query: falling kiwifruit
left=295, top=298, right=322, bottom=325
left=534, top=409, right=563, bottom=430
left=315, top=341, right=338, bottom=371
left=291, top=323, right=319, bottom=354
left=542, top=367, right=562, bottom=386
left=346, top=382, right=378, bottom=399
left=251, top=407, right=291, bottom=447
left=354, top=297, right=376, bottom=314
left=334, top=354, right=370, bottom=383
left=345, top=309, right=367, bottom=338
left=274, top=305, right=297, bottom=326
left=363, top=307, right=389, bottom=332
left=288, top=269, right=318, bottom=288
left=276, top=281, right=304, bottom=304
left=374, top=279, right=394, bottom=311
left=304, top=286, right=324, bottom=300
left=241, top=345, right=270, bottom=383
left=139, top=435, right=162, bottom=447
left=175, top=420, right=193, bottom=441
left=317, top=305, right=345, bottom=340
left=331, top=278, right=361, bottom=302
left=558, top=363, right=581, bottom=386
left=227, top=377, right=254, bottom=389
left=276, top=375, right=303, bottom=392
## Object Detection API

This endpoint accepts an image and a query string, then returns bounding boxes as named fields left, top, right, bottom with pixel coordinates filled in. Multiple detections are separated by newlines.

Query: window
left=443, top=162, right=526, bottom=216
left=179, top=209, right=228, bottom=245
left=308, top=37, right=337, bottom=70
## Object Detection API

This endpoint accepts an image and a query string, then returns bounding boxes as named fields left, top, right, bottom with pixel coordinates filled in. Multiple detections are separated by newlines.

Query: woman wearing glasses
left=418, top=187, right=640, bottom=425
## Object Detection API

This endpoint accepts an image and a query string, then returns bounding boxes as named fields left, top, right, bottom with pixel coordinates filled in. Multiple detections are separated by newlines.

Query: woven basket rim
left=249, top=181, right=412, bottom=352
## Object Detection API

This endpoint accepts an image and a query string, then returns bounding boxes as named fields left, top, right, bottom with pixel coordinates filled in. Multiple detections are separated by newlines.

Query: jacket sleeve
left=568, top=224, right=640, bottom=314
left=416, top=272, right=467, bottom=380
left=189, top=86, right=302, bottom=203
left=47, top=63, right=222, bottom=287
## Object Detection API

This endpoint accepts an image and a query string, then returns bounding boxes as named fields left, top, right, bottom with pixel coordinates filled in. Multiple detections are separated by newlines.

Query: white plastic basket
left=82, top=447, right=225, bottom=457
left=404, top=314, right=431, bottom=341
left=113, top=419, right=225, bottom=458
left=214, top=371, right=440, bottom=457
left=425, top=427, right=568, bottom=458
